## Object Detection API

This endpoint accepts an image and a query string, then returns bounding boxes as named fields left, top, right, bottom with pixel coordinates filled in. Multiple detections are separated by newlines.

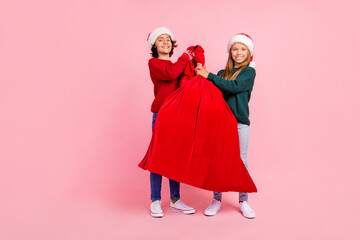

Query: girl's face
left=231, top=42, right=249, bottom=67
left=154, top=34, right=172, bottom=56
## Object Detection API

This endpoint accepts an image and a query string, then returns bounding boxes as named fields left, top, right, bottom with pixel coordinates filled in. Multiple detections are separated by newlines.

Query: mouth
left=161, top=46, right=170, bottom=49
left=235, top=56, right=243, bottom=61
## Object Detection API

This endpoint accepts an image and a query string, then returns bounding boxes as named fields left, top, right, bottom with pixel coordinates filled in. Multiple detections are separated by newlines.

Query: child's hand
left=195, top=63, right=209, bottom=78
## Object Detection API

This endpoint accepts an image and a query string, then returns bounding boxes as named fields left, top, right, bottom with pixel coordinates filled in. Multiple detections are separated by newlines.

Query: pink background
left=1, top=0, right=359, bottom=239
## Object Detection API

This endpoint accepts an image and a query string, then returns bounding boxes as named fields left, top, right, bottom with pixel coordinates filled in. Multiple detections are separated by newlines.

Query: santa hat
left=147, top=27, right=175, bottom=49
left=227, top=33, right=255, bottom=68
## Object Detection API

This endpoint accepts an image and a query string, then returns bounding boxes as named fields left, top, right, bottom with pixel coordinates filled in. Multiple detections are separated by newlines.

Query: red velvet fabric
left=139, top=46, right=257, bottom=192
left=179, top=45, right=205, bottom=86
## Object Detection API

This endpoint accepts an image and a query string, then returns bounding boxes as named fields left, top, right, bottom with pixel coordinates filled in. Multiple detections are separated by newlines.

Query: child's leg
left=169, top=180, right=195, bottom=214
left=238, top=122, right=249, bottom=201
left=152, top=113, right=158, bottom=130
left=239, top=192, right=248, bottom=202
left=150, top=113, right=162, bottom=201
left=150, top=172, right=162, bottom=201
left=169, top=179, right=180, bottom=200
left=213, top=192, right=222, bottom=200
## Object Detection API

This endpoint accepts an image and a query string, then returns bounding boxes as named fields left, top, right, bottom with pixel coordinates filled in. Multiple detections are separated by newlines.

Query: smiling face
left=231, top=42, right=250, bottom=68
left=154, top=34, right=172, bottom=56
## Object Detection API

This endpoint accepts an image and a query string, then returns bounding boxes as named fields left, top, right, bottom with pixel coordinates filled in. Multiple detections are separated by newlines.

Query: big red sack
left=139, top=46, right=257, bottom=192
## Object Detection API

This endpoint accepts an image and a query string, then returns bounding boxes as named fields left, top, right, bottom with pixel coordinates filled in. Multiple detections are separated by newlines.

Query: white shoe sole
left=204, top=207, right=221, bottom=216
left=170, top=207, right=195, bottom=214
left=151, top=212, right=164, bottom=218
left=240, top=210, right=256, bottom=219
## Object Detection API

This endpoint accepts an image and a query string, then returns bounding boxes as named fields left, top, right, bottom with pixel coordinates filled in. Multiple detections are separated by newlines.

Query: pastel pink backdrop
left=1, top=0, right=359, bottom=239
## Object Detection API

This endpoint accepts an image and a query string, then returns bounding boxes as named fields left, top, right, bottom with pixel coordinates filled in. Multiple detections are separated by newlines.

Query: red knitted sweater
left=149, top=53, right=189, bottom=113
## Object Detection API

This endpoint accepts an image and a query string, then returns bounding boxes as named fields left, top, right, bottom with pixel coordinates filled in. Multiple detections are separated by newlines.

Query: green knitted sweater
left=207, top=67, right=256, bottom=125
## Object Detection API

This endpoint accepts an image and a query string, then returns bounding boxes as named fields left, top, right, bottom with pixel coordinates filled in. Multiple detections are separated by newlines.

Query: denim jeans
left=214, top=122, right=250, bottom=201
left=150, top=113, right=180, bottom=201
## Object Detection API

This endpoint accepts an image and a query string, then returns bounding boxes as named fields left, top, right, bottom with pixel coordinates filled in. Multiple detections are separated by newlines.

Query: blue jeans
left=150, top=113, right=180, bottom=201
left=214, top=122, right=250, bottom=201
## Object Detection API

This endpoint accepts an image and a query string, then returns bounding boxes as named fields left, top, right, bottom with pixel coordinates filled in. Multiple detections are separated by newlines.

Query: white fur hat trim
left=147, top=27, right=175, bottom=49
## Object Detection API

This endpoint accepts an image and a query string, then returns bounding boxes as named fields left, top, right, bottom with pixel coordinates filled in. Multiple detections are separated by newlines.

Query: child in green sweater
left=195, top=33, right=256, bottom=218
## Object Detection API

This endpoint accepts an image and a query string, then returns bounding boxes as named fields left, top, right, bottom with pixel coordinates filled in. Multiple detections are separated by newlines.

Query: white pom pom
left=249, top=61, right=256, bottom=68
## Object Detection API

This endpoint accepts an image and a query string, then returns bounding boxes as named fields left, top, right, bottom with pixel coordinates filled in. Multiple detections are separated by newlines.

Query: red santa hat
left=147, top=27, right=175, bottom=49
left=227, top=33, right=255, bottom=68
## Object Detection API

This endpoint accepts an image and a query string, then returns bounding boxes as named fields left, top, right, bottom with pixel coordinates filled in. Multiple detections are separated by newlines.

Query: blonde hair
left=221, top=44, right=251, bottom=80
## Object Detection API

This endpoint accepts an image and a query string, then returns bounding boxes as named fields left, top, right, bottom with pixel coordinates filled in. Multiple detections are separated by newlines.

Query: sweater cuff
left=207, top=72, right=216, bottom=81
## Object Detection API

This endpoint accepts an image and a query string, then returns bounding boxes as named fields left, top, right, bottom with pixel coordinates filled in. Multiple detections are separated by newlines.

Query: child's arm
left=207, top=67, right=256, bottom=93
left=149, top=53, right=190, bottom=81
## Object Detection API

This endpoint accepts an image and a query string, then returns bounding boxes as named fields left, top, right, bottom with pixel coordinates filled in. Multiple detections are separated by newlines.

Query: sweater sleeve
left=148, top=53, right=189, bottom=81
left=216, top=70, right=224, bottom=76
left=207, top=67, right=256, bottom=93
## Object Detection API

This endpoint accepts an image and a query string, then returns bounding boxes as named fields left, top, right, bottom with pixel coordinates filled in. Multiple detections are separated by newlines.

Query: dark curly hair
left=151, top=40, right=178, bottom=58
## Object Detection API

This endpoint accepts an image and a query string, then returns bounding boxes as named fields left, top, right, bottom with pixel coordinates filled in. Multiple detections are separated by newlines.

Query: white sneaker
left=204, top=199, right=221, bottom=216
left=239, top=201, right=256, bottom=219
left=170, top=200, right=195, bottom=214
left=150, top=200, right=163, bottom=218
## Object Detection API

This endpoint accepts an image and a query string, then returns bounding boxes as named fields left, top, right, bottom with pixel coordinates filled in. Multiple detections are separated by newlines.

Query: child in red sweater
left=146, top=27, right=195, bottom=218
